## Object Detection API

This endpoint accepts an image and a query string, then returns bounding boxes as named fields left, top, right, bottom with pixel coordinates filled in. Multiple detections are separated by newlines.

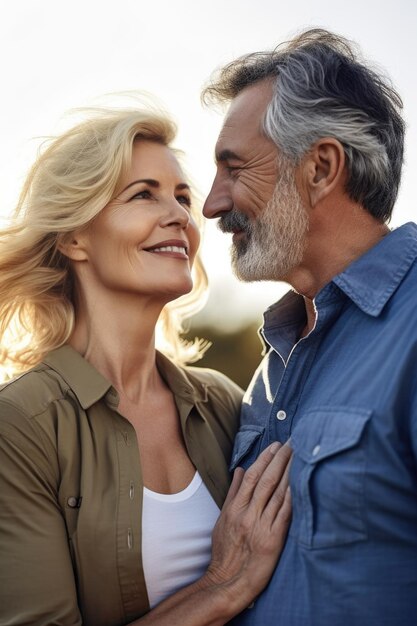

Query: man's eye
left=176, top=195, right=192, bottom=208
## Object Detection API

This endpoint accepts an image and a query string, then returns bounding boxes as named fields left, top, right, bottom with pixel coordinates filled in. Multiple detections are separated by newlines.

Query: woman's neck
left=69, top=288, right=166, bottom=402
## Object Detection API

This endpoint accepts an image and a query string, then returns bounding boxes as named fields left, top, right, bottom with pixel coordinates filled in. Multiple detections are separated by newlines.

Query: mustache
left=218, top=210, right=251, bottom=234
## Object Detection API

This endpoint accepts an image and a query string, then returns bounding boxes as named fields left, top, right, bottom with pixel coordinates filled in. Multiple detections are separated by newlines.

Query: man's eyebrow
left=215, top=149, right=242, bottom=163
left=121, top=179, right=191, bottom=193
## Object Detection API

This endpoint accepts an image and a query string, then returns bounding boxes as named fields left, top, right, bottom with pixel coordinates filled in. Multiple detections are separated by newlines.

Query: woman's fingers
left=222, top=467, right=245, bottom=508
left=271, top=486, right=292, bottom=534
left=207, top=441, right=293, bottom=612
left=231, top=442, right=283, bottom=508
left=249, top=442, right=292, bottom=512
left=262, top=459, right=291, bottom=523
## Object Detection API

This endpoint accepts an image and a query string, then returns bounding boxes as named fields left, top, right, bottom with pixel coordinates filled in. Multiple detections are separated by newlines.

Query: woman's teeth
left=151, top=246, right=186, bottom=254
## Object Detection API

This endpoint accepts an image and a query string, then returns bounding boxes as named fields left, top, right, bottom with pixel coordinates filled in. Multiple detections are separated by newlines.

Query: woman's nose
left=160, top=199, right=191, bottom=229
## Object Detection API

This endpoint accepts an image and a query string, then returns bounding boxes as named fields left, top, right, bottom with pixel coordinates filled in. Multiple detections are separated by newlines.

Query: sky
left=1, top=0, right=416, bottom=329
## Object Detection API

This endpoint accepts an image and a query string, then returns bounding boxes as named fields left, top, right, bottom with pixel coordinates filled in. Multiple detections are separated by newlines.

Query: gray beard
left=231, top=163, right=309, bottom=282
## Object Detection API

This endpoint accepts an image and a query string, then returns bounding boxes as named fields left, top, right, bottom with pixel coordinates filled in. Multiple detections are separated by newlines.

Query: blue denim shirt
left=230, top=223, right=417, bottom=626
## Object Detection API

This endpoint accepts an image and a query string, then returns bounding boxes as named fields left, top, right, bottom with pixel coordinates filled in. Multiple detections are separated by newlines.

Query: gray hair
left=203, top=29, right=405, bottom=222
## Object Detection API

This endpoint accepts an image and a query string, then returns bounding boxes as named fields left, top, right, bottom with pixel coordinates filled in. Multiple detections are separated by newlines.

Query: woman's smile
left=143, top=238, right=189, bottom=259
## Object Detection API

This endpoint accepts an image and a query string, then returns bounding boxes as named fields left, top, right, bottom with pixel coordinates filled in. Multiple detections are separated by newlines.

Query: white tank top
left=141, top=471, right=220, bottom=609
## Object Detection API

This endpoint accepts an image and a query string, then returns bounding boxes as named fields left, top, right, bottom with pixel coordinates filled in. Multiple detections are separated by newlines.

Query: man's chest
left=233, top=306, right=417, bottom=551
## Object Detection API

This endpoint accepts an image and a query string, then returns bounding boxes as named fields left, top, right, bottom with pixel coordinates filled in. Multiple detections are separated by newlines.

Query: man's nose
left=203, top=175, right=233, bottom=219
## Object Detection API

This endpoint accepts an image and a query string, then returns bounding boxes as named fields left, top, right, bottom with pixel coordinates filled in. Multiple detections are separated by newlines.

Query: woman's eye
left=176, top=195, right=192, bottom=208
left=131, top=190, right=152, bottom=201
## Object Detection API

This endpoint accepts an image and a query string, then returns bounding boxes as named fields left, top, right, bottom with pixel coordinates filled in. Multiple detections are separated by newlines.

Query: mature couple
left=1, top=28, right=416, bottom=626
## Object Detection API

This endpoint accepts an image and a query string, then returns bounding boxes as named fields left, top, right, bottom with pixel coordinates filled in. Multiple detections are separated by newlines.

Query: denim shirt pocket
left=290, top=406, right=372, bottom=549
left=229, top=425, right=265, bottom=471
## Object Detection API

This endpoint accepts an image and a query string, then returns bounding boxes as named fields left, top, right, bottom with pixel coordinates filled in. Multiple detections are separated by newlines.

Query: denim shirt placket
left=264, top=287, right=347, bottom=448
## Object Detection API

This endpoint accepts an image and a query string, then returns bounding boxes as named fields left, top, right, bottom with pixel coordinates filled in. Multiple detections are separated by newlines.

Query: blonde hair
left=0, top=105, right=208, bottom=379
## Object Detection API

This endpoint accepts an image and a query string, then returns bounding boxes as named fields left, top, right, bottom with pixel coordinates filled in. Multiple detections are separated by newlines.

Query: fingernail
left=270, top=441, right=281, bottom=454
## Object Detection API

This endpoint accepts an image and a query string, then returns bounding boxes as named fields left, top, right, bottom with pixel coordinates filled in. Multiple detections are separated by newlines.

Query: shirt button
left=67, top=496, right=79, bottom=508
left=276, top=410, right=287, bottom=421
left=312, top=445, right=321, bottom=457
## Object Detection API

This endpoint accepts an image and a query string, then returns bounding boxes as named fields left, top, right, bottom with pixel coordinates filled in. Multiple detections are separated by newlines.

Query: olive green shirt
left=0, top=345, right=243, bottom=626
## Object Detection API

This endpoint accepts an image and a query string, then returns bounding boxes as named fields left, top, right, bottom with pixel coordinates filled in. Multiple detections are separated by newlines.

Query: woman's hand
left=203, top=441, right=292, bottom=616
left=135, top=441, right=292, bottom=626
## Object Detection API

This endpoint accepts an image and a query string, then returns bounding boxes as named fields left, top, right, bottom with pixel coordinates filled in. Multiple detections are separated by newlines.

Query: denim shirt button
left=312, top=444, right=321, bottom=457
left=276, top=409, right=287, bottom=420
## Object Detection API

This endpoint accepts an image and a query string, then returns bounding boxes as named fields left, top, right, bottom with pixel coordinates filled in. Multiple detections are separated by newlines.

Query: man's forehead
left=216, top=79, right=275, bottom=153
left=229, top=78, right=274, bottom=117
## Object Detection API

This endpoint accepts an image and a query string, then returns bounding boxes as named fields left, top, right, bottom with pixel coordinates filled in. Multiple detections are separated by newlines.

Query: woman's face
left=76, top=140, right=200, bottom=302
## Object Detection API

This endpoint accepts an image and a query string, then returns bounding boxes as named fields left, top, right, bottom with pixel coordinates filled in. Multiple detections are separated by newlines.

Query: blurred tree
left=184, top=321, right=264, bottom=389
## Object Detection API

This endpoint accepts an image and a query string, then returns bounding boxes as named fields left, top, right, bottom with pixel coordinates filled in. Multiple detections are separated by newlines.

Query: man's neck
left=291, top=213, right=390, bottom=334
left=285, top=215, right=389, bottom=306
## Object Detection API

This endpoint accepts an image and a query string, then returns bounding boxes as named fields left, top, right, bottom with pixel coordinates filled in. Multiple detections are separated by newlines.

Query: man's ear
left=304, top=138, right=346, bottom=207
left=57, top=231, right=89, bottom=261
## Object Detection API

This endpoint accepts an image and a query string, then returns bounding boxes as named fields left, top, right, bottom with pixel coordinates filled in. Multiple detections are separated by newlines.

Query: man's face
left=203, top=79, right=309, bottom=282
left=222, top=158, right=309, bottom=282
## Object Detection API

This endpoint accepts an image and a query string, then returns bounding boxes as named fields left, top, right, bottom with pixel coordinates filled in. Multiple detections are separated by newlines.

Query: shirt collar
left=331, top=222, right=417, bottom=317
left=155, top=351, right=209, bottom=404
left=262, top=289, right=307, bottom=358
left=42, top=345, right=113, bottom=409
left=262, top=222, right=417, bottom=348
left=42, top=345, right=208, bottom=410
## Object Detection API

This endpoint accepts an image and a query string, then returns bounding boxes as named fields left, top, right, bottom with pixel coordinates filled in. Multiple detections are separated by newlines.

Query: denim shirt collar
left=263, top=222, right=417, bottom=352
left=331, top=222, right=417, bottom=316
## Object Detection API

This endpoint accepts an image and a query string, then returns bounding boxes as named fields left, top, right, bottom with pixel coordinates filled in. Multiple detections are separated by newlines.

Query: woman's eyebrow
left=121, top=178, right=160, bottom=193
left=121, top=180, right=191, bottom=193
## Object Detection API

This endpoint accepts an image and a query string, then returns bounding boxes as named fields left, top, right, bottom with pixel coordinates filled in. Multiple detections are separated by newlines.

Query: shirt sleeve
left=0, top=403, right=82, bottom=626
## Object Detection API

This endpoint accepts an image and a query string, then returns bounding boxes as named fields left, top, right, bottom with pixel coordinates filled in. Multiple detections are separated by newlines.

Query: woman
left=0, top=105, right=291, bottom=625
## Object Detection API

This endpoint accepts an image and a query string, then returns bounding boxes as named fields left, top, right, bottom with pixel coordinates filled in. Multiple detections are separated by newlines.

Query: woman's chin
left=154, top=280, right=194, bottom=303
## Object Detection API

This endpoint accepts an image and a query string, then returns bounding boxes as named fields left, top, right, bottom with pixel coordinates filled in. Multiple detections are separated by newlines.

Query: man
left=202, top=29, right=417, bottom=625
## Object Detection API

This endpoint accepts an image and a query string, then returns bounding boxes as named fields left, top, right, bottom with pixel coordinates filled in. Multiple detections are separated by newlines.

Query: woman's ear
left=304, top=138, right=346, bottom=207
left=57, top=232, right=89, bottom=261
